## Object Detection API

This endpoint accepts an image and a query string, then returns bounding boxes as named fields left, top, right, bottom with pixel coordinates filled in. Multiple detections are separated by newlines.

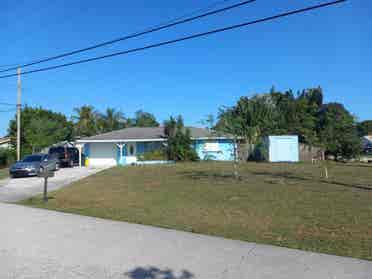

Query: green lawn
left=21, top=162, right=372, bottom=260
left=0, top=168, right=8, bottom=180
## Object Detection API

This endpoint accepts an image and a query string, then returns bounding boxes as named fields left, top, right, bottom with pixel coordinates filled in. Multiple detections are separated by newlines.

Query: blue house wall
left=193, top=139, right=235, bottom=161
left=84, top=139, right=235, bottom=167
left=118, top=142, right=164, bottom=165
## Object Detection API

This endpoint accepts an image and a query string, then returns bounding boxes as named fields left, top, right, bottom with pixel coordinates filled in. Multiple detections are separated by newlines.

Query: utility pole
left=17, top=68, right=21, bottom=161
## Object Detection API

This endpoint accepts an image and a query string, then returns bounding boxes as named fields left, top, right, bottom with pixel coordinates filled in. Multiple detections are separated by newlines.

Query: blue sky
left=0, top=0, right=370, bottom=135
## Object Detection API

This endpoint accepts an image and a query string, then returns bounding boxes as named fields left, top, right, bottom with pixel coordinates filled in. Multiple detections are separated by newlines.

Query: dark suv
left=48, top=146, right=80, bottom=167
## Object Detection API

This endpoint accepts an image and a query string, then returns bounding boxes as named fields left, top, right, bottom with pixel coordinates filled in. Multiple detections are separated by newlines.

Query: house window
left=129, top=145, right=134, bottom=156
left=204, top=142, right=219, bottom=152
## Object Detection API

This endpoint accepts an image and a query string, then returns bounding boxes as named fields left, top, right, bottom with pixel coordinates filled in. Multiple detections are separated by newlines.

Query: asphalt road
left=0, top=203, right=370, bottom=279
left=0, top=167, right=106, bottom=202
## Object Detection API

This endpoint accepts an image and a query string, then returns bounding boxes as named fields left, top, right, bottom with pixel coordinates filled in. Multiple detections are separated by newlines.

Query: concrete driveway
left=0, top=167, right=107, bottom=202
left=0, top=203, right=370, bottom=279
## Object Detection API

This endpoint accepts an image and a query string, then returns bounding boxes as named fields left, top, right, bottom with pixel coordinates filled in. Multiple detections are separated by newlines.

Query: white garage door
left=89, top=143, right=117, bottom=167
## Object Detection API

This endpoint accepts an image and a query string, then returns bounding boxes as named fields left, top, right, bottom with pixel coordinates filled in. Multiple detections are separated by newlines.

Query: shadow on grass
left=179, top=170, right=237, bottom=180
left=252, top=171, right=372, bottom=191
left=179, top=169, right=372, bottom=191
left=344, top=163, right=372, bottom=168
left=125, top=267, right=194, bottom=279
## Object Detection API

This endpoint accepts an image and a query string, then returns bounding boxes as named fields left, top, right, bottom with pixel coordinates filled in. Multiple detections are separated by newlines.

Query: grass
left=20, top=162, right=372, bottom=260
left=0, top=168, right=8, bottom=180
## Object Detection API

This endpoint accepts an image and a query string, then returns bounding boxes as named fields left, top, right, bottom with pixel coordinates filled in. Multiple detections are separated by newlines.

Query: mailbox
left=38, top=168, right=55, bottom=178
left=38, top=168, right=55, bottom=202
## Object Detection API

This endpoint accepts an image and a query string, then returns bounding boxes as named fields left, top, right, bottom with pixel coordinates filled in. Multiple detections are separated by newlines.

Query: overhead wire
left=0, top=0, right=347, bottom=80
left=0, top=0, right=256, bottom=74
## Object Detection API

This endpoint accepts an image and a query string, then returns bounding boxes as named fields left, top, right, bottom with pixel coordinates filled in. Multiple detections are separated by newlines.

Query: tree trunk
left=233, top=138, right=239, bottom=179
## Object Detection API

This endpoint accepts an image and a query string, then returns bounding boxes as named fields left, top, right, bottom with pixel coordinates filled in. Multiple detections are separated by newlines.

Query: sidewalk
left=0, top=203, right=370, bottom=279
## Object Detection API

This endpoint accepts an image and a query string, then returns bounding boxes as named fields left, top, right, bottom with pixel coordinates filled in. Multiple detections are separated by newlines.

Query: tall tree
left=216, top=107, right=242, bottom=178
left=8, top=106, right=73, bottom=156
left=72, top=105, right=100, bottom=137
left=200, top=114, right=216, bottom=132
left=357, top=120, right=372, bottom=136
left=132, top=110, right=159, bottom=127
left=217, top=95, right=276, bottom=160
left=270, top=88, right=323, bottom=145
left=317, top=103, right=361, bottom=160
left=164, top=116, right=198, bottom=161
left=101, top=108, right=125, bottom=132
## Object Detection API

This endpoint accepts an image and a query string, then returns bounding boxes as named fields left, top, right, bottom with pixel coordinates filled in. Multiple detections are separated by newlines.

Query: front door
left=125, top=143, right=137, bottom=164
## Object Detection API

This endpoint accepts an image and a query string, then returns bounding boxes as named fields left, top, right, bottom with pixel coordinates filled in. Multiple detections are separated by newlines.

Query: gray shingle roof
left=78, top=127, right=229, bottom=142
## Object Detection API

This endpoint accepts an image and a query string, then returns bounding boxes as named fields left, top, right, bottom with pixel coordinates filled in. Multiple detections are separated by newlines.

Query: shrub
left=164, top=116, right=199, bottom=162
left=248, top=141, right=268, bottom=162
left=0, top=149, right=16, bottom=168
left=138, top=149, right=167, bottom=161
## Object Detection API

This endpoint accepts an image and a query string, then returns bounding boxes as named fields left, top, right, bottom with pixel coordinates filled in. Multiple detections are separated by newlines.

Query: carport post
left=116, top=143, right=124, bottom=164
left=75, top=144, right=83, bottom=168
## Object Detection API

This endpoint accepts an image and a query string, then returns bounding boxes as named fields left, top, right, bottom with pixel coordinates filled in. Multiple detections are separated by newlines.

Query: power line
left=0, top=63, right=20, bottom=69
left=0, top=0, right=256, bottom=74
left=146, top=0, right=235, bottom=29
left=0, top=108, right=16, bottom=113
left=0, top=0, right=346, bottom=80
left=0, top=102, right=16, bottom=106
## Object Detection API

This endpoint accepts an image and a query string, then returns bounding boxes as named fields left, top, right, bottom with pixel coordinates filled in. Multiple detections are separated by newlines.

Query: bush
left=164, top=116, right=199, bottom=162
left=248, top=142, right=268, bottom=162
left=137, top=149, right=167, bottom=161
left=0, top=149, right=16, bottom=168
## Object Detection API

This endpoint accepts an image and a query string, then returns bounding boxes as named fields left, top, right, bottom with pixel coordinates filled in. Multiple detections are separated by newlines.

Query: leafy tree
left=317, top=103, right=361, bottom=160
left=72, top=105, right=100, bottom=137
left=8, top=106, right=73, bottom=156
left=270, top=88, right=323, bottom=145
left=216, top=86, right=362, bottom=160
left=216, top=107, right=241, bottom=177
left=164, top=115, right=198, bottom=161
left=217, top=95, right=276, bottom=161
left=101, top=108, right=125, bottom=133
left=357, top=120, right=372, bottom=136
left=131, top=110, right=159, bottom=127
left=0, top=148, right=15, bottom=168
left=200, top=114, right=216, bottom=131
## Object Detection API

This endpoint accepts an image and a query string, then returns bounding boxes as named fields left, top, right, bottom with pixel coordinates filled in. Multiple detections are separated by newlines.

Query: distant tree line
left=217, top=87, right=364, bottom=160
left=7, top=106, right=159, bottom=157
left=72, top=106, right=159, bottom=138
left=3, top=86, right=371, bottom=161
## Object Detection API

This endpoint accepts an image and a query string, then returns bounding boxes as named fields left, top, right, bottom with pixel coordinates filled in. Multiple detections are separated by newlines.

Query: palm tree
left=72, top=105, right=99, bottom=137
left=102, top=108, right=125, bottom=132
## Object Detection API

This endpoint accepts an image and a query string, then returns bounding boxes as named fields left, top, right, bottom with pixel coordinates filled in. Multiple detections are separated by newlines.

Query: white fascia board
left=76, top=137, right=235, bottom=143
left=76, top=138, right=167, bottom=143
left=191, top=137, right=233, bottom=140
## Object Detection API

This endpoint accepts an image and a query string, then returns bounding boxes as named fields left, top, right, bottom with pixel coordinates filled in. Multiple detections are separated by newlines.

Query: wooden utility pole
left=17, top=68, right=21, bottom=161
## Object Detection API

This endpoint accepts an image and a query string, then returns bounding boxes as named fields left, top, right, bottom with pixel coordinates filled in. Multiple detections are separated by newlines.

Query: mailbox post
left=38, top=167, right=55, bottom=202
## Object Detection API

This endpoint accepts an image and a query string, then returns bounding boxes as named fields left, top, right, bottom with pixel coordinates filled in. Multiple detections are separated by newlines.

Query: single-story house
left=76, top=127, right=235, bottom=167
left=0, top=137, right=11, bottom=150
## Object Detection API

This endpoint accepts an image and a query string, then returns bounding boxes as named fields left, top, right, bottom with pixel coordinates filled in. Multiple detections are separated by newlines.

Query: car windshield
left=49, top=147, right=64, bottom=153
left=23, top=155, right=43, bottom=162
